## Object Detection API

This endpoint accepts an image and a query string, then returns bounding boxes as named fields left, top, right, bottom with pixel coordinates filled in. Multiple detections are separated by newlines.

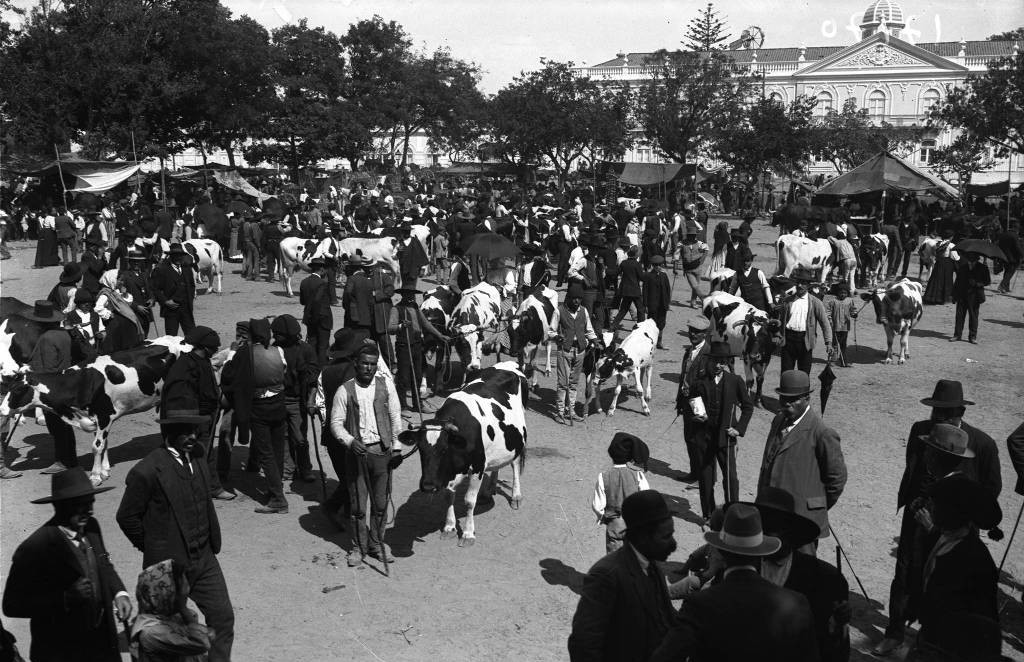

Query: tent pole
left=53, top=145, right=69, bottom=213
left=130, top=131, right=141, bottom=197
left=1007, top=150, right=1012, bottom=231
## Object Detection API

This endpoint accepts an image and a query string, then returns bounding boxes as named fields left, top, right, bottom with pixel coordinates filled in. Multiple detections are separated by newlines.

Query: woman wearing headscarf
left=96, top=269, right=144, bottom=353
left=704, top=220, right=731, bottom=279
left=130, top=559, right=211, bottom=662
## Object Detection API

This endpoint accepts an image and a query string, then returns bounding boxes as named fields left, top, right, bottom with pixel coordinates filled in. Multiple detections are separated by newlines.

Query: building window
left=922, top=88, right=941, bottom=113
left=867, top=90, right=886, bottom=120
left=815, top=91, right=833, bottom=117
left=769, top=92, right=784, bottom=105
left=920, top=139, right=936, bottom=164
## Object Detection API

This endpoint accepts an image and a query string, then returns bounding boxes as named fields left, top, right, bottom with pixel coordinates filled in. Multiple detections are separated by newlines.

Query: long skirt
left=704, top=248, right=727, bottom=279
left=34, top=228, right=60, bottom=267
left=923, top=256, right=955, bottom=305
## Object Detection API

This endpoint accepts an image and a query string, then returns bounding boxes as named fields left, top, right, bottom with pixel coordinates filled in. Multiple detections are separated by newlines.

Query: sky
left=218, top=0, right=1024, bottom=92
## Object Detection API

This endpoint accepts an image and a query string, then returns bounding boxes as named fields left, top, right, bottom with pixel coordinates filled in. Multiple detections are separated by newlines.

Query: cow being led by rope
left=861, top=278, right=924, bottom=365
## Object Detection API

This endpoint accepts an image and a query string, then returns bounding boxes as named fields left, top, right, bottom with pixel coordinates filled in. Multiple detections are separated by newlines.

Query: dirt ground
left=1, top=215, right=1023, bottom=662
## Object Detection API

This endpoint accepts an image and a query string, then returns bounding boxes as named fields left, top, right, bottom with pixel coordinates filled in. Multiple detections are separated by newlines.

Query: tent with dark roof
left=814, top=151, right=957, bottom=198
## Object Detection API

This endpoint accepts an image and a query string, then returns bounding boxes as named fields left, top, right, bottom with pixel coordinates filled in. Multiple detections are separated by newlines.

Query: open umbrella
left=954, top=239, right=1007, bottom=263
left=466, top=232, right=521, bottom=261
left=818, top=362, right=837, bottom=414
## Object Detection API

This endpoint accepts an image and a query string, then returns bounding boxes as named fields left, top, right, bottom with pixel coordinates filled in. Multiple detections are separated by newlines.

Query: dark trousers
left=372, top=330, right=394, bottom=369
left=163, top=307, right=196, bottom=336
left=900, top=246, right=914, bottom=276
left=185, top=550, right=234, bottom=662
left=556, top=243, right=571, bottom=285
left=887, top=244, right=902, bottom=276
left=781, top=330, right=812, bottom=377
left=692, top=433, right=738, bottom=519
left=249, top=395, right=287, bottom=507
left=648, top=308, right=667, bottom=342
left=282, top=397, right=311, bottom=478
left=45, top=410, right=78, bottom=467
left=999, top=262, right=1019, bottom=291
left=323, top=432, right=351, bottom=517
left=953, top=296, right=981, bottom=340
left=395, top=342, right=424, bottom=410
left=211, top=415, right=236, bottom=490
left=306, top=322, right=331, bottom=366
left=612, top=296, right=646, bottom=328
left=346, top=449, right=390, bottom=553
left=884, top=507, right=930, bottom=639
left=325, top=263, right=339, bottom=304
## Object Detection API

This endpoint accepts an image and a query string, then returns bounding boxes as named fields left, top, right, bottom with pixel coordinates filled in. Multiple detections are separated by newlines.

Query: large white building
left=573, top=0, right=1022, bottom=186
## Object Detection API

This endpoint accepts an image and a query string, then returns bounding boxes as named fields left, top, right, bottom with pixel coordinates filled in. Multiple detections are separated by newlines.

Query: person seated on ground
left=667, top=507, right=726, bottom=599
left=130, top=559, right=212, bottom=662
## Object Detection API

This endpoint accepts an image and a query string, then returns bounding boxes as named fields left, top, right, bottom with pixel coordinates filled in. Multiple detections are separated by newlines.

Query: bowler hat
left=775, top=370, right=814, bottom=397
left=730, top=228, right=744, bottom=237
left=751, top=487, right=821, bottom=548
left=358, top=254, right=374, bottom=267
left=608, top=432, right=650, bottom=468
left=704, top=503, right=781, bottom=556
left=457, top=211, right=474, bottom=221
left=919, top=423, right=975, bottom=458
left=566, top=283, right=585, bottom=300
left=22, top=300, right=64, bottom=323
left=85, top=235, right=103, bottom=246
left=329, top=327, right=370, bottom=360
left=708, top=341, right=735, bottom=359
left=920, top=379, right=974, bottom=408
left=31, top=468, right=115, bottom=504
left=167, top=243, right=186, bottom=257
left=929, top=474, right=1001, bottom=530
left=621, top=490, right=672, bottom=530
left=59, top=263, right=83, bottom=285
left=156, top=409, right=211, bottom=426
left=74, top=289, right=95, bottom=305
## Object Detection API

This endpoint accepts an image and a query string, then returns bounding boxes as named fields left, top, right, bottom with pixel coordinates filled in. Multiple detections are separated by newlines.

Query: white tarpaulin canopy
left=69, top=164, right=142, bottom=193
left=213, top=169, right=273, bottom=202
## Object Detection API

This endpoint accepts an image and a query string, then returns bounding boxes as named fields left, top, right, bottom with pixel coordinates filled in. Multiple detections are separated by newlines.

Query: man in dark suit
left=951, top=251, right=990, bottom=343
left=343, top=255, right=375, bottom=332
left=611, top=245, right=646, bottom=329
left=689, top=341, right=754, bottom=520
left=116, top=411, right=234, bottom=662
left=897, top=216, right=920, bottom=277
left=300, top=257, right=333, bottom=365
left=569, top=490, right=676, bottom=662
left=150, top=243, right=196, bottom=336
left=757, top=370, right=847, bottom=554
left=778, top=268, right=833, bottom=380
left=78, top=237, right=105, bottom=296
left=642, top=255, right=671, bottom=349
left=651, top=503, right=819, bottom=662
left=995, top=221, right=1022, bottom=293
left=3, top=468, right=133, bottom=662
left=875, top=380, right=1002, bottom=656
left=676, top=316, right=712, bottom=484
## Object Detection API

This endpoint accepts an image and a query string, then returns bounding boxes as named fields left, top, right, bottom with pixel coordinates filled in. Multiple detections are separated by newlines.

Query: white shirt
left=591, top=467, right=651, bottom=520
left=166, top=446, right=193, bottom=473
left=786, top=294, right=809, bottom=332
left=781, top=406, right=810, bottom=437
left=329, top=375, right=402, bottom=448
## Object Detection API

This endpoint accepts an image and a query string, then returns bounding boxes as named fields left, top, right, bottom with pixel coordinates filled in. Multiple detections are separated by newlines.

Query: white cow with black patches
left=396, top=361, right=527, bottom=546
left=596, top=319, right=658, bottom=416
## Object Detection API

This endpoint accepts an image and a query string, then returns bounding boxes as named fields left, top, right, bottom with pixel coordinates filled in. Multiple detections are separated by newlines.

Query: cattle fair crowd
left=1, top=174, right=1024, bottom=662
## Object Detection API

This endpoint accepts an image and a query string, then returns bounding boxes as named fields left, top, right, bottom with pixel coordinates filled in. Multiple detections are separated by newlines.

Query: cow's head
left=396, top=419, right=464, bottom=493
left=0, top=374, right=43, bottom=417
left=737, top=309, right=773, bottom=362
left=860, top=289, right=885, bottom=324
left=597, top=347, right=632, bottom=381
left=0, top=319, right=20, bottom=378
left=508, top=306, right=543, bottom=365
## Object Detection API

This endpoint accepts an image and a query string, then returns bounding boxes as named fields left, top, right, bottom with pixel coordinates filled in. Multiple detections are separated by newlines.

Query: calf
left=702, top=291, right=777, bottom=406
left=0, top=336, right=190, bottom=485
left=596, top=319, right=658, bottom=416
left=449, top=281, right=505, bottom=384
left=917, top=236, right=939, bottom=281
left=859, top=233, right=890, bottom=288
left=508, top=289, right=557, bottom=392
left=395, top=361, right=527, bottom=546
left=581, top=331, right=616, bottom=418
left=421, top=285, right=461, bottom=394
left=775, top=235, right=833, bottom=283
left=182, top=238, right=223, bottom=294
left=861, top=278, right=924, bottom=365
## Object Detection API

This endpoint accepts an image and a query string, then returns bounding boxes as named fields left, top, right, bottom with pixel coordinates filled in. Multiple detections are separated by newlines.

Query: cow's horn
left=441, top=421, right=460, bottom=434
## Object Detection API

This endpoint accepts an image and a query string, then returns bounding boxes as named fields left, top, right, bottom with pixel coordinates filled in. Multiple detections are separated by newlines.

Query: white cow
left=775, top=235, right=834, bottom=283
left=449, top=281, right=504, bottom=382
left=182, top=238, right=223, bottom=293
left=278, top=235, right=402, bottom=296
left=595, top=319, right=658, bottom=416
left=862, top=278, right=924, bottom=365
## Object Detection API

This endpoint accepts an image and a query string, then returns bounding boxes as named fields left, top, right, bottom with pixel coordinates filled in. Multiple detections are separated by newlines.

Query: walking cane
left=830, top=525, right=870, bottom=602
left=309, top=413, right=328, bottom=502
left=998, top=498, right=1024, bottom=574
left=404, top=322, right=425, bottom=427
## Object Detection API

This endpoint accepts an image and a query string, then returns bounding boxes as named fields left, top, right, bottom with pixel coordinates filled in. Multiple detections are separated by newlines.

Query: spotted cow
left=917, top=236, right=940, bottom=281
left=181, top=239, right=223, bottom=294
left=861, top=278, right=924, bottom=365
left=859, top=233, right=890, bottom=288
left=0, top=336, right=191, bottom=485
left=508, top=288, right=558, bottom=392
left=278, top=236, right=402, bottom=296
left=420, top=285, right=462, bottom=395
left=596, top=319, right=659, bottom=416
left=395, top=361, right=527, bottom=546
left=581, top=331, right=616, bottom=419
left=702, top=290, right=778, bottom=406
left=449, top=281, right=505, bottom=384
left=775, top=235, right=834, bottom=283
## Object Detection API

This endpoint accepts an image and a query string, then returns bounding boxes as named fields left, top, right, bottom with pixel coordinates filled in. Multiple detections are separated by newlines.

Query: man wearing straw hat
left=650, top=503, right=818, bottom=662
left=757, top=370, right=847, bottom=555
left=3, top=468, right=133, bottom=662
left=117, top=409, right=234, bottom=662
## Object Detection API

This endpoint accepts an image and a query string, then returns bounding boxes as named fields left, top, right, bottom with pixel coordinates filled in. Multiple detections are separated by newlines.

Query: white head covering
left=99, top=269, right=119, bottom=291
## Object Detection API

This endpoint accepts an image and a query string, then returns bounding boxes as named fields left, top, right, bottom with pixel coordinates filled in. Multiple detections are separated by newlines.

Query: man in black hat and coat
left=151, top=243, right=196, bottom=336
left=650, top=503, right=818, bottom=662
left=642, top=255, right=671, bottom=349
left=116, top=411, right=234, bottom=662
left=388, top=288, right=447, bottom=413
left=874, top=381, right=1002, bottom=656
left=48, top=262, right=82, bottom=314
left=951, top=251, right=990, bottom=343
left=3, top=468, right=133, bottom=662
left=78, top=237, right=105, bottom=296
left=569, top=489, right=676, bottom=662
left=300, top=257, right=333, bottom=365
left=611, top=246, right=646, bottom=329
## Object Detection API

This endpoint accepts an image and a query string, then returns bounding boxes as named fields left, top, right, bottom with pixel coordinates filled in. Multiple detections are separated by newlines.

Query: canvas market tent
left=815, top=151, right=957, bottom=198
left=6, top=153, right=141, bottom=193
left=966, top=180, right=1024, bottom=198
left=602, top=161, right=719, bottom=186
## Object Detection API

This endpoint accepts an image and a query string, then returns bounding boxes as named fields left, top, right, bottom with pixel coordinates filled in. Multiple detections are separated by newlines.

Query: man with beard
left=569, top=490, right=676, bottom=662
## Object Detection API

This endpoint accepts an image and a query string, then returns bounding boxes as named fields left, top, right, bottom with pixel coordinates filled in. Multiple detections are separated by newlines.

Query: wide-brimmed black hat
left=167, top=243, right=186, bottom=257
left=22, top=300, right=64, bottom=323
left=920, top=379, right=974, bottom=408
left=395, top=288, right=422, bottom=296
left=59, top=263, right=83, bottom=284
left=31, top=468, right=114, bottom=504
left=929, top=474, right=1002, bottom=530
left=751, top=487, right=821, bottom=548
left=708, top=341, right=736, bottom=359
left=607, top=432, right=650, bottom=469
left=919, top=423, right=975, bottom=458
left=621, top=490, right=672, bottom=529
left=705, top=503, right=782, bottom=556
left=156, top=409, right=211, bottom=425
left=329, top=327, right=370, bottom=359
left=775, top=370, right=814, bottom=397
left=308, top=257, right=325, bottom=269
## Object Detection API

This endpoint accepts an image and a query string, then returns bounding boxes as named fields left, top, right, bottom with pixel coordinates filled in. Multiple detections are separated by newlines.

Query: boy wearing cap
left=4, top=469, right=132, bottom=662
left=591, top=433, right=651, bottom=552
left=554, top=283, right=599, bottom=424
left=824, top=283, right=856, bottom=366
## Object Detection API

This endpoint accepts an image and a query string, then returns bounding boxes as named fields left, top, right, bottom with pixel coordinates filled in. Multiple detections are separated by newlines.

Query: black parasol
left=818, top=362, right=837, bottom=414
left=466, top=232, right=521, bottom=260
left=954, top=239, right=1007, bottom=263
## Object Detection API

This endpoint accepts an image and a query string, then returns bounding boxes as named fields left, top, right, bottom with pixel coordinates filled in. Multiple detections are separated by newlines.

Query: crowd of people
left=1, top=173, right=1023, bottom=662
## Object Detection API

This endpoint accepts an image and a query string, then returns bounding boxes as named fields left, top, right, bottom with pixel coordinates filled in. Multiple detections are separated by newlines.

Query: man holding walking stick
left=329, top=341, right=404, bottom=568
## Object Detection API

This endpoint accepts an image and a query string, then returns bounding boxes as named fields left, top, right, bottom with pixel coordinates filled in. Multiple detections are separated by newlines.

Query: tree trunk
left=225, top=142, right=236, bottom=168
left=401, top=126, right=413, bottom=168
left=288, top=136, right=300, bottom=184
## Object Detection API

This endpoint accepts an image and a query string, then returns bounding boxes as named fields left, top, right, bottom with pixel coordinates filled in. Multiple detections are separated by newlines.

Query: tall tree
left=683, top=3, right=731, bottom=52
left=928, top=132, right=996, bottom=196
left=987, top=28, right=1024, bottom=41
left=811, top=99, right=925, bottom=173
left=717, top=96, right=816, bottom=180
left=931, top=50, right=1024, bottom=154
left=635, top=49, right=755, bottom=163
left=489, top=60, right=632, bottom=184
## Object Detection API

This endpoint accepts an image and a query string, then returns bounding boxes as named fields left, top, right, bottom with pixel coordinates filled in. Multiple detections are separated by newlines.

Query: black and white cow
left=420, top=285, right=462, bottom=395
left=508, top=288, right=558, bottom=392
left=130, top=238, right=223, bottom=293
left=701, top=291, right=778, bottom=406
left=449, top=280, right=506, bottom=384
left=0, top=336, right=190, bottom=485
left=278, top=235, right=402, bottom=296
left=595, top=319, right=659, bottom=416
left=859, top=233, right=889, bottom=288
left=396, top=361, right=527, bottom=546
left=581, top=330, right=616, bottom=419
left=860, top=278, right=924, bottom=365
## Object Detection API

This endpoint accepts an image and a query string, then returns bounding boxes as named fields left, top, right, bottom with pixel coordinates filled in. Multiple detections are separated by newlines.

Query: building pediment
left=796, top=32, right=967, bottom=76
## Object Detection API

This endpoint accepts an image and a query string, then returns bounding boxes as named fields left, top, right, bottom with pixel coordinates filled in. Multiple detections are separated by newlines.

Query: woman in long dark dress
left=923, top=233, right=958, bottom=305
left=96, top=269, right=143, bottom=352
left=33, top=212, right=60, bottom=268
